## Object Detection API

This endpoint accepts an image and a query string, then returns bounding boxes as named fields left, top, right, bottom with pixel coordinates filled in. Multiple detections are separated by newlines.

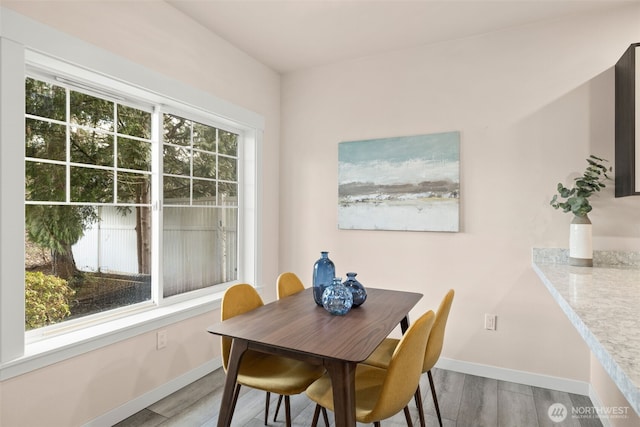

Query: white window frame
left=0, top=8, right=263, bottom=380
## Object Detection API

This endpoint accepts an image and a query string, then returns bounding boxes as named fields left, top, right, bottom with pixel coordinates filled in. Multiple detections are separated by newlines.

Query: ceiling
left=166, top=0, right=638, bottom=73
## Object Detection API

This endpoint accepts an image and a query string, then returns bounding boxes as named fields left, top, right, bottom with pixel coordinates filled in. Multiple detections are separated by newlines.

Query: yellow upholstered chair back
left=365, top=310, right=435, bottom=423
left=277, top=272, right=305, bottom=299
left=422, top=289, right=454, bottom=372
left=220, top=283, right=264, bottom=370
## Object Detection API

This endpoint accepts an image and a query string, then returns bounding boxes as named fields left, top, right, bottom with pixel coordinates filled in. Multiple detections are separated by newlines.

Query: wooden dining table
left=207, top=286, right=423, bottom=427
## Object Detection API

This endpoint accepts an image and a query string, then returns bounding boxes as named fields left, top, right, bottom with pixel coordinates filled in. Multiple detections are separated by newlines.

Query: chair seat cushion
left=238, top=353, right=325, bottom=395
left=361, top=338, right=399, bottom=369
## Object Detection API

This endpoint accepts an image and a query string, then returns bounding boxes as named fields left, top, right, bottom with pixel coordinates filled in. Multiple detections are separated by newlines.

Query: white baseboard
left=435, top=357, right=591, bottom=396
left=84, top=357, right=222, bottom=427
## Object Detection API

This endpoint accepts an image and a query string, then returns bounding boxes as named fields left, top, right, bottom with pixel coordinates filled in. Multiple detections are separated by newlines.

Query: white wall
left=280, top=2, right=640, bottom=418
left=2, top=1, right=640, bottom=425
left=0, top=1, right=280, bottom=426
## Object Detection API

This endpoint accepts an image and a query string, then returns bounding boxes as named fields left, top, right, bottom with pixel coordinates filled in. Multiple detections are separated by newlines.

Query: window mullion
left=113, top=104, right=118, bottom=203
left=66, top=87, right=71, bottom=203
left=151, top=106, right=163, bottom=305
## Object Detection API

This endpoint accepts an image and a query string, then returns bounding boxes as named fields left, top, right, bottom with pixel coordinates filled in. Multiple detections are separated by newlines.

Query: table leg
left=325, top=360, right=357, bottom=427
left=217, top=339, right=248, bottom=427
left=400, top=315, right=410, bottom=334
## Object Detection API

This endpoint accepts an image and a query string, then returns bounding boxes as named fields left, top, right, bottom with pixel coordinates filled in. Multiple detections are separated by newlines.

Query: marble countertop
left=532, top=248, right=640, bottom=416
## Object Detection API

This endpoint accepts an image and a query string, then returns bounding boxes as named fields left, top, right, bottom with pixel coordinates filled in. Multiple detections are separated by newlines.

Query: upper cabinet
left=615, top=42, right=640, bottom=197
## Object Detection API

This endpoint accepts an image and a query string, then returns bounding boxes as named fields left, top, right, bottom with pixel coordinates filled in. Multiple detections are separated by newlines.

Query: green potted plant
left=550, top=155, right=611, bottom=266
left=550, top=155, right=611, bottom=216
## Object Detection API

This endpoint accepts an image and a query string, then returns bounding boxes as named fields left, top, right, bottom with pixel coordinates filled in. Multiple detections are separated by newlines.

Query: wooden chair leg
left=310, top=404, right=344, bottom=427
left=284, top=396, right=292, bottom=427
left=264, top=391, right=271, bottom=425
left=273, top=394, right=284, bottom=421
left=403, top=406, right=414, bottom=427
left=311, top=404, right=322, bottom=427
left=414, top=385, right=426, bottom=427
left=428, top=370, right=443, bottom=427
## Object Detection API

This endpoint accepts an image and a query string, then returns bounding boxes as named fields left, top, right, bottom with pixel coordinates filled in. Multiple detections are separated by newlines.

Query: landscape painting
left=338, top=132, right=460, bottom=232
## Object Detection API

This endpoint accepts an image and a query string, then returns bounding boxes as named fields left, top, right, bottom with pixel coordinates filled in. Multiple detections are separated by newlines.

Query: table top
left=532, top=255, right=640, bottom=416
left=208, top=287, right=423, bottom=363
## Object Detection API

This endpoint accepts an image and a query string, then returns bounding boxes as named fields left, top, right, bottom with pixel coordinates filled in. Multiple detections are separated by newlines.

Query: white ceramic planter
left=569, top=215, right=593, bottom=267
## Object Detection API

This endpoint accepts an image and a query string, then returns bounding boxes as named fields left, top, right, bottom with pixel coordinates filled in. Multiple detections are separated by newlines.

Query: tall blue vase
left=312, top=251, right=335, bottom=306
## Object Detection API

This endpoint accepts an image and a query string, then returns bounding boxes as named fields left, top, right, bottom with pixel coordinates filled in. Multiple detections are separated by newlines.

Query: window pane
left=25, top=77, right=66, bottom=121
left=192, top=151, right=216, bottom=179
left=25, top=205, right=152, bottom=329
left=70, top=166, right=114, bottom=203
left=161, top=114, right=240, bottom=298
left=117, top=172, right=151, bottom=204
left=193, top=121, right=216, bottom=151
left=118, top=137, right=151, bottom=171
left=163, top=145, right=191, bottom=176
left=162, top=206, right=237, bottom=297
left=117, top=105, right=151, bottom=139
left=219, top=130, right=237, bottom=156
left=25, top=118, right=66, bottom=161
left=192, top=179, right=216, bottom=204
left=26, top=76, right=156, bottom=331
left=25, top=162, right=66, bottom=202
left=163, top=114, right=191, bottom=146
left=218, top=156, right=237, bottom=181
left=164, top=175, right=190, bottom=204
left=70, top=91, right=114, bottom=132
left=70, top=127, right=114, bottom=166
left=219, top=182, right=238, bottom=205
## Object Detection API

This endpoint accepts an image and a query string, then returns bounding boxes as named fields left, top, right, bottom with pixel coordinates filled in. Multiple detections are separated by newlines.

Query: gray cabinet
left=615, top=43, right=640, bottom=197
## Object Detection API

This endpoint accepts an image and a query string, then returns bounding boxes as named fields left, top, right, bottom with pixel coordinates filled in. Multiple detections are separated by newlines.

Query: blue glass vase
left=322, top=277, right=353, bottom=315
left=343, top=272, right=367, bottom=307
left=312, top=251, right=335, bottom=306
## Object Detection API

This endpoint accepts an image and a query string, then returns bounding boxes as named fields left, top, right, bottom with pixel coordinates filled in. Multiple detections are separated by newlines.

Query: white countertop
left=532, top=249, right=640, bottom=416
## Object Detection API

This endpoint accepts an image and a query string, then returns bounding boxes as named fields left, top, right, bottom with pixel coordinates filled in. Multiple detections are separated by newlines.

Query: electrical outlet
left=484, top=314, right=497, bottom=331
left=157, top=330, right=167, bottom=349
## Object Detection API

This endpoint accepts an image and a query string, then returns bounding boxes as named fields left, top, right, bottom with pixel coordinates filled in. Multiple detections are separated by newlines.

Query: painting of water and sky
left=338, top=131, right=460, bottom=232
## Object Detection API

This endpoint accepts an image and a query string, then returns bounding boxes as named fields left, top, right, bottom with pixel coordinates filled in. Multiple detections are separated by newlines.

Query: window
left=24, top=72, right=241, bottom=332
left=0, top=15, right=261, bottom=377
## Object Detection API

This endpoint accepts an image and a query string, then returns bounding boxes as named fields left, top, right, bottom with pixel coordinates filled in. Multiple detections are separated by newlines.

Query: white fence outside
left=72, top=206, right=237, bottom=294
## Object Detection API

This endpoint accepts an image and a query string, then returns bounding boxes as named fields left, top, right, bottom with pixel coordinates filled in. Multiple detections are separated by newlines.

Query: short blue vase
left=343, top=272, right=367, bottom=307
left=322, top=277, right=353, bottom=316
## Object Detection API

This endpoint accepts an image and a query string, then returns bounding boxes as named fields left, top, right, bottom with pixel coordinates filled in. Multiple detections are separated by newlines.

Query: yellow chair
left=277, top=271, right=305, bottom=299
left=363, top=289, right=455, bottom=427
left=221, top=283, right=325, bottom=427
left=306, top=309, right=436, bottom=427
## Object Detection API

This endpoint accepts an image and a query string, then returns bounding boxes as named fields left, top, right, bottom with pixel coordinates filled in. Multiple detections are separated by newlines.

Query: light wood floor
left=114, top=368, right=603, bottom=427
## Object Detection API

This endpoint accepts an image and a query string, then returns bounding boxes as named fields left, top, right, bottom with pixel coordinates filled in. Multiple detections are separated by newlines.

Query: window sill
left=0, top=292, right=224, bottom=381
